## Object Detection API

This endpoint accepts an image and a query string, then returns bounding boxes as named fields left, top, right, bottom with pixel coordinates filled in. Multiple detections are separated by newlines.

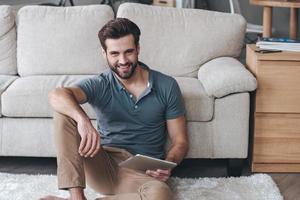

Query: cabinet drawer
left=153, top=0, right=175, bottom=7
left=253, top=113, right=300, bottom=163
left=255, top=60, right=300, bottom=113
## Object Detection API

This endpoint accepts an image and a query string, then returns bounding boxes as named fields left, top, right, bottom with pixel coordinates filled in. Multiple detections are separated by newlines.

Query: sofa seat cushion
left=174, top=77, right=214, bottom=122
left=1, top=75, right=97, bottom=119
left=0, top=75, right=18, bottom=116
left=1, top=75, right=214, bottom=122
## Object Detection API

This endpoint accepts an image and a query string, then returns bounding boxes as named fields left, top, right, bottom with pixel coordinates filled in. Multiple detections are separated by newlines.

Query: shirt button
left=130, top=94, right=133, bottom=98
left=134, top=105, right=138, bottom=109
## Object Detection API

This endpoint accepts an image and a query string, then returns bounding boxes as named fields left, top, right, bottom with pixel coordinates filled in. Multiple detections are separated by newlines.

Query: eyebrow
left=108, top=48, right=135, bottom=54
left=109, top=51, right=119, bottom=54
left=125, top=49, right=135, bottom=53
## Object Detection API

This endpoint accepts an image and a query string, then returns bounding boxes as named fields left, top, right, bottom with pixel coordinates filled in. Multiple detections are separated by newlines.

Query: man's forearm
left=165, top=143, right=188, bottom=164
left=48, top=88, right=89, bottom=123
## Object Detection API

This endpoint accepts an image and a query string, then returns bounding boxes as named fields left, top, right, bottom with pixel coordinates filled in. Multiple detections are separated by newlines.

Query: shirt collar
left=110, top=71, right=125, bottom=91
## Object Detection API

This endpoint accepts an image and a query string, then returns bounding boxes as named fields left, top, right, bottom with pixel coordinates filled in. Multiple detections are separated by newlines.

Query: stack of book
left=256, top=37, right=300, bottom=52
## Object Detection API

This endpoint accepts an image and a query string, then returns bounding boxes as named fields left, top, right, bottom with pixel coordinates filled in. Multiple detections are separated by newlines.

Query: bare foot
left=39, top=195, right=88, bottom=200
left=39, top=195, right=68, bottom=200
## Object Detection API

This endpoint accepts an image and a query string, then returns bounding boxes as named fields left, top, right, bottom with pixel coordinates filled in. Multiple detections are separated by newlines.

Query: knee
left=53, top=112, right=78, bottom=142
left=53, top=111, right=77, bottom=128
left=139, top=181, right=172, bottom=200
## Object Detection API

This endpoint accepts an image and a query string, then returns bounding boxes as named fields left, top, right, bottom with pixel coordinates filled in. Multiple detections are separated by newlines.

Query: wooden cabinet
left=246, top=44, right=300, bottom=172
left=153, top=0, right=176, bottom=7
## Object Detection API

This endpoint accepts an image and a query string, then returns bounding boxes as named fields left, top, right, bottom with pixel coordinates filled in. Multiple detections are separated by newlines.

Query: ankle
left=69, top=187, right=86, bottom=200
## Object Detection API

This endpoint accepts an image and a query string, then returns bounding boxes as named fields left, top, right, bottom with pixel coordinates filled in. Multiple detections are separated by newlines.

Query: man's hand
left=77, top=118, right=101, bottom=157
left=146, top=169, right=171, bottom=182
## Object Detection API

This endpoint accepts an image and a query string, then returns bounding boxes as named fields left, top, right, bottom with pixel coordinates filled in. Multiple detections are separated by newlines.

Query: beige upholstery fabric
left=174, top=77, right=213, bottom=122
left=17, top=5, right=114, bottom=76
left=0, top=6, right=17, bottom=75
left=117, top=3, right=246, bottom=77
left=1, top=75, right=214, bottom=122
left=0, top=75, right=18, bottom=116
left=1, top=75, right=96, bottom=118
left=0, top=118, right=97, bottom=157
left=198, top=57, right=257, bottom=98
left=185, top=92, right=249, bottom=158
left=0, top=93, right=248, bottom=158
left=211, top=92, right=249, bottom=158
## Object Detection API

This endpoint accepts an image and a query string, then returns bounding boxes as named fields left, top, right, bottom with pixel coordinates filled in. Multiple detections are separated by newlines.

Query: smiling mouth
left=119, top=65, right=129, bottom=68
left=118, top=64, right=130, bottom=68
left=118, top=64, right=131, bottom=70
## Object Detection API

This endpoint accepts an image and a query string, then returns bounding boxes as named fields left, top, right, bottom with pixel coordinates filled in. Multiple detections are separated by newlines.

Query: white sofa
left=0, top=3, right=256, bottom=174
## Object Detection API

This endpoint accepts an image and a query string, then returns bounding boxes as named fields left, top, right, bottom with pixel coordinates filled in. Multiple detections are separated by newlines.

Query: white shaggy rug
left=0, top=173, right=283, bottom=200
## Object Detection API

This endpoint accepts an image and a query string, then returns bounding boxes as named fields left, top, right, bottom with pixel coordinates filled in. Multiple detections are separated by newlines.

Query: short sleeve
left=74, top=75, right=107, bottom=105
left=165, top=80, right=186, bottom=120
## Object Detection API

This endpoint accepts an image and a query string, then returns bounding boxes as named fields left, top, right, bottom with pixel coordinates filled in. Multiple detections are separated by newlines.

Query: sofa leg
left=227, top=159, right=245, bottom=177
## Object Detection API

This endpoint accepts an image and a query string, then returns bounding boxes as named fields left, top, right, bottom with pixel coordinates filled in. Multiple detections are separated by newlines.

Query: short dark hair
left=98, top=18, right=141, bottom=51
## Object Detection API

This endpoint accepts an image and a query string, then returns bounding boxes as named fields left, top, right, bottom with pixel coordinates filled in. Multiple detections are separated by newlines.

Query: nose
left=118, top=54, right=128, bottom=65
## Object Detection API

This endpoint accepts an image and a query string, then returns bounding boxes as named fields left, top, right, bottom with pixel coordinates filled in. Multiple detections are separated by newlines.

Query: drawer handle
left=159, top=0, right=168, bottom=4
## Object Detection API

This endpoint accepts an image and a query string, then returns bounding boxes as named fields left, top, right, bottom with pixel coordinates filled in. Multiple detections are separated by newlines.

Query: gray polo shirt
left=75, top=62, right=185, bottom=159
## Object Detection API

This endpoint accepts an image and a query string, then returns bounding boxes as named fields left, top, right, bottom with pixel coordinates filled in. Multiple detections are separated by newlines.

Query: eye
left=125, top=49, right=135, bottom=55
left=110, top=52, right=119, bottom=57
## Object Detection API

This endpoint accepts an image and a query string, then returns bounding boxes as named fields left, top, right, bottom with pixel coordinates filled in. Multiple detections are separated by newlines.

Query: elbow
left=48, top=88, right=58, bottom=107
left=48, top=87, right=66, bottom=107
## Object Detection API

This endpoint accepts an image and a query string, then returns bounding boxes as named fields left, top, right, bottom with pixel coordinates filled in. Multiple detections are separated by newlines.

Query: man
left=42, top=18, right=188, bottom=200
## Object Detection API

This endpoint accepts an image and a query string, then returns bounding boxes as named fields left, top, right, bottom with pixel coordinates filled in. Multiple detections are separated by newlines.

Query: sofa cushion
left=0, top=118, right=97, bottom=157
left=1, top=75, right=97, bottom=119
left=198, top=57, right=257, bottom=98
left=17, top=5, right=114, bottom=76
left=0, top=75, right=18, bottom=116
left=175, top=77, right=214, bottom=122
left=1, top=75, right=214, bottom=122
left=117, top=3, right=246, bottom=78
left=0, top=6, right=17, bottom=75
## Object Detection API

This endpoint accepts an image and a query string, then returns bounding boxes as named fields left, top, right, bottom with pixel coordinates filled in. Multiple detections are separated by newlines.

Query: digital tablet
left=119, top=154, right=177, bottom=172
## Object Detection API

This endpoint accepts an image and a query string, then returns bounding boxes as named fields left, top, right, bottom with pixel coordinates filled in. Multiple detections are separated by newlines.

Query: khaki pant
left=53, top=112, right=172, bottom=200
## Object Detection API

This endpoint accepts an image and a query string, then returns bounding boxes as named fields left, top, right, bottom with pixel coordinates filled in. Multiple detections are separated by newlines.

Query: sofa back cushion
left=17, top=5, right=114, bottom=76
left=0, top=6, right=17, bottom=75
left=117, top=3, right=246, bottom=78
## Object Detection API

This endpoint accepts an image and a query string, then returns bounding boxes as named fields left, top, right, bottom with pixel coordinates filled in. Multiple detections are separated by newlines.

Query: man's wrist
left=75, top=113, right=90, bottom=124
left=166, top=155, right=177, bottom=164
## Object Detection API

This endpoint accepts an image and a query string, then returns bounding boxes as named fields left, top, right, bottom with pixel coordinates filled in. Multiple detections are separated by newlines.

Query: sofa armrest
left=0, top=75, right=18, bottom=117
left=198, top=57, right=257, bottom=98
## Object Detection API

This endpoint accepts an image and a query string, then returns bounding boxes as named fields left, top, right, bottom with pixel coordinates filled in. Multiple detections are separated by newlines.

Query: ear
left=101, top=48, right=106, bottom=58
left=137, top=44, right=140, bottom=55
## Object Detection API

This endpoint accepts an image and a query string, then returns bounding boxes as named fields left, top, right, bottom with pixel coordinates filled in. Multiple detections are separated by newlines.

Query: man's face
left=103, top=34, right=139, bottom=80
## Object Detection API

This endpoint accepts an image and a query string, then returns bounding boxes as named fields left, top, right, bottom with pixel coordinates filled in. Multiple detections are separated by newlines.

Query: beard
left=108, top=59, right=138, bottom=80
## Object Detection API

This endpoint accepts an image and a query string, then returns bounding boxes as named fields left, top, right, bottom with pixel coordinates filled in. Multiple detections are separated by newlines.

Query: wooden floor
left=0, top=157, right=299, bottom=199
left=271, top=173, right=300, bottom=200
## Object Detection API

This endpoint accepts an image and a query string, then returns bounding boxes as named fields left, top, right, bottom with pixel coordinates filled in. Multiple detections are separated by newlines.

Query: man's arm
left=48, top=87, right=88, bottom=122
left=165, top=115, right=189, bottom=164
left=146, top=115, right=188, bottom=181
left=48, top=87, right=101, bottom=157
